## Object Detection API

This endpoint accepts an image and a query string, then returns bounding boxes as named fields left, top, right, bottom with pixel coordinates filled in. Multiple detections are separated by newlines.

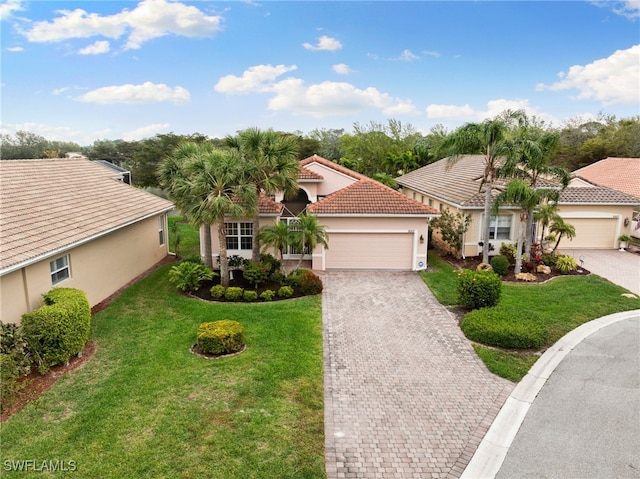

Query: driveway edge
left=460, top=309, right=640, bottom=479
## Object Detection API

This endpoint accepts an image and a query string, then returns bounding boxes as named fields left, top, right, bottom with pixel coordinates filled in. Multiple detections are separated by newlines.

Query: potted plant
left=618, top=234, right=632, bottom=251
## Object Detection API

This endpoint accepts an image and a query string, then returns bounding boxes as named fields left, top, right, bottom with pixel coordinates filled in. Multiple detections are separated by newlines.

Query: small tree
left=550, top=217, right=576, bottom=252
left=430, top=209, right=471, bottom=258
left=258, top=220, right=294, bottom=264
left=293, top=213, right=329, bottom=269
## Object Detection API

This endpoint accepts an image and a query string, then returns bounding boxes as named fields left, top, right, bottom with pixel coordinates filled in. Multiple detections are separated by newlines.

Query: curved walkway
left=462, top=310, right=640, bottom=479
left=322, top=271, right=512, bottom=479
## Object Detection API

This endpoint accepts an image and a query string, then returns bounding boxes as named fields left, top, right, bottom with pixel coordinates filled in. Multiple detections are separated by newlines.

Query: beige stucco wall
left=1, top=214, right=169, bottom=324
left=305, top=162, right=358, bottom=195
left=203, top=217, right=279, bottom=263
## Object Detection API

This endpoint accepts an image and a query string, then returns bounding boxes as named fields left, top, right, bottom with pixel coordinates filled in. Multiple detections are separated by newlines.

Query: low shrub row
left=461, top=307, right=549, bottom=349
left=209, top=284, right=294, bottom=302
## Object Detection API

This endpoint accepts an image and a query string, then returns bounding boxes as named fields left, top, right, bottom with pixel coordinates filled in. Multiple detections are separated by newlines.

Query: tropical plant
left=292, top=213, right=329, bottom=269
left=158, top=142, right=257, bottom=286
left=168, top=261, right=216, bottom=293
left=429, top=209, right=471, bottom=259
left=438, top=110, right=523, bottom=263
left=225, top=128, right=300, bottom=261
left=258, top=220, right=295, bottom=263
left=534, top=203, right=560, bottom=243
left=549, top=216, right=576, bottom=252
left=555, top=255, right=577, bottom=274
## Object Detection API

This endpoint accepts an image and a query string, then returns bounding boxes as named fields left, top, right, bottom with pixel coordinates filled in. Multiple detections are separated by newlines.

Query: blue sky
left=1, top=0, right=639, bottom=146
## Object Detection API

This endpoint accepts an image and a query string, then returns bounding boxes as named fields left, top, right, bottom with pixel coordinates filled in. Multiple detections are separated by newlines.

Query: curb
left=460, top=309, right=640, bottom=479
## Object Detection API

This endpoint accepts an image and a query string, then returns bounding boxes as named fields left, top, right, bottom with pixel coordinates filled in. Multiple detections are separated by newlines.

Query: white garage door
left=560, top=218, right=617, bottom=249
left=325, top=233, right=413, bottom=270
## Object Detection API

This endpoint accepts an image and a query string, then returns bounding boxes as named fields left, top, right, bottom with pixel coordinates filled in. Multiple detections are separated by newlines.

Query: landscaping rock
left=537, top=265, right=552, bottom=274
left=516, top=272, right=538, bottom=282
left=476, top=263, right=493, bottom=272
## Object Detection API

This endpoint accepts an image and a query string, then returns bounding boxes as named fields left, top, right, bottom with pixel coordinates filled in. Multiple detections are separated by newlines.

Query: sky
left=1, top=0, right=639, bottom=146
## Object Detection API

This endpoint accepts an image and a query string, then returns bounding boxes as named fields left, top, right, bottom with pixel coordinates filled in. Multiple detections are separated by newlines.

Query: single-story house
left=571, top=157, right=640, bottom=238
left=396, top=155, right=640, bottom=257
left=202, top=155, right=440, bottom=271
left=0, top=158, right=174, bottom=324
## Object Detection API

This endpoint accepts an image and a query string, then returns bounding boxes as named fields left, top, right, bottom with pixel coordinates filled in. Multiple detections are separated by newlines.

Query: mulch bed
left=191, top=269, right=308, bottom=301
left=437, top=251, right=591, bottom=283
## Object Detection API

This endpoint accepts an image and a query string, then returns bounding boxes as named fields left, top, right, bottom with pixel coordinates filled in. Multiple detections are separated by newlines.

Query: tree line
left=1, top=114, right=638, bottom=188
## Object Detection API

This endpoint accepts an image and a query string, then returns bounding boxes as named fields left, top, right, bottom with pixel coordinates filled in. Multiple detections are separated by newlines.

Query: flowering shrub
left=456, top=269, right=502, bottom=310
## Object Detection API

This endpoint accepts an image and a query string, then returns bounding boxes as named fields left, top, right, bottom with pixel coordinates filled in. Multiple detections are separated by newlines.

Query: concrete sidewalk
left=462, top=310, right=640, bottom=479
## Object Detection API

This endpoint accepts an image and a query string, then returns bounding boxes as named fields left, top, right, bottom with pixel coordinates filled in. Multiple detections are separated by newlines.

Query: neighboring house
left=0, top=158, right=174, bottom=324
left=571, top=157, right=640, bottom=238
left=396, top=155, right=640, bottom=257
left=202, top=155, right=439, bottom=271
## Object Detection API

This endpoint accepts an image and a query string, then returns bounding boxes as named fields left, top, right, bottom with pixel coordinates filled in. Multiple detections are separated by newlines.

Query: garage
left=324, top=232, right=414, bottom=270
left=561, top=217, right=617, bottom=249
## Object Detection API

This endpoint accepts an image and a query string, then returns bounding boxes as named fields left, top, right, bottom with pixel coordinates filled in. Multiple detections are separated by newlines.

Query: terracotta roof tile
left=300, top=154, right=367, bottom=181
left=298, top=166, right=323, bottom=180
left=572, top=157, right=640, bottom=199
left=0, top=158, right=174, bottom=273
left=258, top=195, right=284, bottom=214
left=308, top=179, right=439, bottom=215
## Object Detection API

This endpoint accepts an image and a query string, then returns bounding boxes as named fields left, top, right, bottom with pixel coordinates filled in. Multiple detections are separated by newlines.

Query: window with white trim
left=50, top=255, right=70, bottom=285
left=489, top=215, right=512, bottom=240
left=158, top=216, right=165, bottom=245
left=225, top=222, right=253, bottom=250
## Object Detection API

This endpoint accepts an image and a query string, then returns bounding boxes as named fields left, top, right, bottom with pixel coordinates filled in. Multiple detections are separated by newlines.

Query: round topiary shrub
left=277, top=286, right=294, bottom=298
left=210, top=285, right=226, bottom=299
left=490, top=255, right=510, bottom=276
left=299, top=271, right=323, bottom=295
left=456, top=269, right=502, bottom=310
left=243, top=290, right=258, bottom=302
left=197, top=320, right=245, bottom=356
left=224, top=287, right=244, bottom=301
left=461, top=307, right=548, bottom=349
left=260, top=290, right=275, bottom=301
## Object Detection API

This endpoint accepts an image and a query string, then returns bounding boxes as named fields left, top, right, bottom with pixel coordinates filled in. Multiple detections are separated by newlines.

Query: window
left=158, top=216, right=165, bottom=245
left=489, top=215, right=512, bottom=240
left=429, top=199, right=434, bottom=207
left=225, top=222, right=253, bottom=250
left=50, top=255, right=70, bottom=285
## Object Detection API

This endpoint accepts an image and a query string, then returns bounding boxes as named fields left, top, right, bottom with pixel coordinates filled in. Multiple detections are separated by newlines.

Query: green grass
left=421, top=251, right=640, bottom=382
left=168, top=215, right=201, bottom=259
left=1, top=265, right=325, bottom=479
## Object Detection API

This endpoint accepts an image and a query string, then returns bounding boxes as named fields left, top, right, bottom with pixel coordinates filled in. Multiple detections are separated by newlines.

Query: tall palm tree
left=294, top=213, right=329, bottom=270
left=534, top=202, right=559, bottom=244
left=549, top=216, right=576, bottom=253
left=225, top=128, right=300, bottom=262
left=438, top=111, right=522, bottom=263
left=158, top=142, right=257, bottom=286
left=504, top=124, right=570, bottom=253
left=258, top=220, right=295, bottom=264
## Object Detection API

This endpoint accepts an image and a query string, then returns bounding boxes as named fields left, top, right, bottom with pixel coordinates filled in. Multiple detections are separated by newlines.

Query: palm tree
left=225, top=128, right=300, bottom=262
left=158, top=142, right=257, bottom=286
left=293, top=213, right=329, bottom=270
left=258, top=220, right=294, bottom=264
left=549, top=216, right=576, bottom=253
left=438, top=111, right=522, bottom=263
left=534, top=202, right=559, bottom=244
left=504, top=124, right=570, bottom=253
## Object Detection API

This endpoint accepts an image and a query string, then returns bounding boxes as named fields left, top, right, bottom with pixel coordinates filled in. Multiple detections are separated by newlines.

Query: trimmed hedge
left=224, top=287, right=244, bottom=301
left=461, top=307, right=548, bottom=349
left=197, top=320, right=245, bottom=355
left=299, top=271, right=323, bottom=295
left=490, top=255, right=510, bottom=276
left=277, top=286, right=294, bottom=298
left=21, top=288, right=91, bottom=373
left=456, top=269, right=502, bottom=310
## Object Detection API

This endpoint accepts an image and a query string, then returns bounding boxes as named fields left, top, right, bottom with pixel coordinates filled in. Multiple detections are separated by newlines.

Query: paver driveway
left=322, top=271, right=513, bottom=479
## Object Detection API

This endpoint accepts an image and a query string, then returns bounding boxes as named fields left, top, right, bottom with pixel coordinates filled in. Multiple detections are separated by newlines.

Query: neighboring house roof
left=572, top=157, right=640, bottom=199
left=298, top=166, right=324, bottom=181
left=258, top=195, right=284, bottom=215
left=0, top=158, right=174, bottom=274
left=301, top=154, right=368, bottom=181
left=559, top=181, right=640, bottom=205
left=308, top=179, right=439, bottom=216
left=396, top=155, right=500, bottom=208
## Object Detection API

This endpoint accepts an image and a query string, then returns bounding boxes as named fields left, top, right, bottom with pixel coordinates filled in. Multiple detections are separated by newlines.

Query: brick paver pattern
left=322, top=272, right=513, bottom=479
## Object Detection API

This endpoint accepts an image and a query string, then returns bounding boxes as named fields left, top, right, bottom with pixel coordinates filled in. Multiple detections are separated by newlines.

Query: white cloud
left=268, top=79, right=419, bottom=117
left=0, top=0, right=24, bottom=21
left=399, top=49, right=419, bottom=62
left=426, top=104, right=475, bottom=119
left=422, top=50, right=441, bottom=58
left=122, top=123, right=170, bottom=141
left=302, top=35, right=342, bottom=51
left=215, top=64, right=297, bottom=94
left=536, top=44, right=640, bottom=106
left=78, top=40, right=110, bottom=55
left=53, top=87, right=71, bottom=95
left=77, top=81, right=190, bottom=104
left=21, top=0, right=222, bottom=50
left=6, top=46, right=23, bottom=52
left=592, top=0, right=640, bottom=19
left=332, top=63, right=353, bottom=75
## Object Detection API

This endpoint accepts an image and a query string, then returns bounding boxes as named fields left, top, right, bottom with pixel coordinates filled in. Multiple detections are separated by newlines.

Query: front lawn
left=421, top=250, right=640, bottom=382
left=1, top=265, right=325, bottom=479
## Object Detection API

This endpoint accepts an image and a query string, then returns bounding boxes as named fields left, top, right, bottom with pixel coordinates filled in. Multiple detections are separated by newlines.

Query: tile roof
left=572, top=157, right=640, bottom=199
left=300, top=154, right=368, bottom=181
left=396, top=155, right=496, bottom=208
left=0, top=158, right=174, bottom=273
left=559, top=183, right=640, bottom=205
left=308, top=179, right=439, bottom=215
left=258, top=195, right=284, bottom=214
left=297, top=166, right=324, bottom=180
